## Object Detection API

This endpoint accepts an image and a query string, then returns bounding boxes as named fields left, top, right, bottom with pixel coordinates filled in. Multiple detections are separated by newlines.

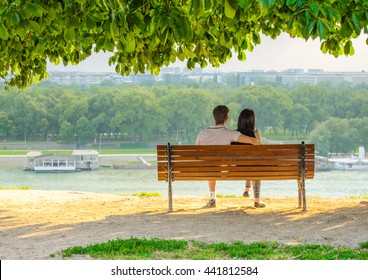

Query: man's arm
left=237, top=134, right=261, bottom=145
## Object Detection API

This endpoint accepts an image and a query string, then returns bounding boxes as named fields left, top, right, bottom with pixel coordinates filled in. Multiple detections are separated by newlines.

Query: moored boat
left=24, top=150, right=99, bottom=172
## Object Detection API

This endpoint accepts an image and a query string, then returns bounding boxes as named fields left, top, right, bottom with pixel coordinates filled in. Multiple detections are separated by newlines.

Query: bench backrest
left=157, top=143, right=315, bottom=181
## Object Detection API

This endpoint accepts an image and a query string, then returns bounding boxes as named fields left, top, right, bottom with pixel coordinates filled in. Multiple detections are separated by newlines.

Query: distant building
left=46, top=68, right=368, bottom=87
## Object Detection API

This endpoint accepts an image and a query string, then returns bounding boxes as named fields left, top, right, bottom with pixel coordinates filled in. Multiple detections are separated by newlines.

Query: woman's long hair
left=237, top=108, right=256, bottom=137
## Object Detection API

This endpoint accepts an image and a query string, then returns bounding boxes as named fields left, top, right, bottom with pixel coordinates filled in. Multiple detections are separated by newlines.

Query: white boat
left=32, top=154, right=76, bottom=173
left=329, top=158, right=368, bottom=170
left=72, top=150, right=99, bottom=170
left=315, top=156, right=333, bottom=172
left=328, top=147, right=367, bottom=171
left=24, top=150, right=99, bottom=172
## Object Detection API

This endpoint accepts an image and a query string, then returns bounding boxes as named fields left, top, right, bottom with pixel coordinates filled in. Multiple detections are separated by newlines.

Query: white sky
left=47, top=33, right=368, bottom=73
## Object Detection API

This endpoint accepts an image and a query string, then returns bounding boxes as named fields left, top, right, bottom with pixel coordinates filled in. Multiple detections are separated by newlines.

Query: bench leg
left=168, top=180, right=173, bottom=212
left=297, top=180, right=307, bottom=211
left=302, top=187, right=307, bottom=211
left=298, top=180, right=302, bottom=208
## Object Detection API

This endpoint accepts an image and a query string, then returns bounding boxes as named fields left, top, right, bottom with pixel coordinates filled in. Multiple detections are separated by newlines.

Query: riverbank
left=0, top=190, right=367, bottom=259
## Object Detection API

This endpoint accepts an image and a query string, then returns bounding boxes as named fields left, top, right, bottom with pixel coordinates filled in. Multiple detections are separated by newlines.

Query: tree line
left=0, top=82, right=367, bottom=156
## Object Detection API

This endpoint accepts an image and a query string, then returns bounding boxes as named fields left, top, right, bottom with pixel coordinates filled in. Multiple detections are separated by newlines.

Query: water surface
left=1, top=167, right=367, bottom=198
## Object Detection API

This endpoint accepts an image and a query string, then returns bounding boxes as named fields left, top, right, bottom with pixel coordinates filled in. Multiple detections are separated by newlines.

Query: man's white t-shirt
left=195, top=125, right=241, bottom=145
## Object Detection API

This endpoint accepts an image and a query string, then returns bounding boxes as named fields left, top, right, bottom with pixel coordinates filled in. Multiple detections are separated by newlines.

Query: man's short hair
left=213, top=105, right=229, bottom=125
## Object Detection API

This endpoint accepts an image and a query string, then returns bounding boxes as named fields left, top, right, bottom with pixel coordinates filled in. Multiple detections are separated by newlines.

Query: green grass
left=0, top=150, right=29, bottom=155
left=347, top=194, right=368, bottom=199
left=55, top=238, right=368, bottom=260
left=0, top=186, right=31, bottom=190
left=118, top=192, right=161, bottom=198
left=99, top=149, right=155, bottom=154
left=216, top=194, right=244, bottom=198
left=0, top=149, right=156, bottom=155
left=0, top=150, right=73, bottom=155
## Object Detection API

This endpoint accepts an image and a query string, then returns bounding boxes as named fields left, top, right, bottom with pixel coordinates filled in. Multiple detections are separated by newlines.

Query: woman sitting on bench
left=232, top=108, right=266, bottom=208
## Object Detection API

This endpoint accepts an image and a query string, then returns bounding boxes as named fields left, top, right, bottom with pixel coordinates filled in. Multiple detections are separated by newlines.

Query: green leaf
left=317, top=20, right=329, bottom=40
left=104, top=38, right=115, bottom=52
left=26, top=3, right=45, bottom=18
left=286, top=0, right=297, bottom=6
left=0, top=23, right=9, bottom=39
left=351, top=13, right=362, bottom=34
left=309, top=3, right=319, bottom=17
left=12, top=12, right=20, bottom=24
left=75, top=0, right=87, bottom=4
left=320, top=41, right=327, bottom=54
left=306, top=19, right=316, bottom=36
left=340, top=18, right=353, bottom=37
left=133, top=13, right=146, bottom=32
left=204, top=0, right=213, bottom=10
left=238, top=0, right=252, bottom=9
left=126, top=32, right=136, bottom=53
left=183, top=18, right=193, bottom=40
left=225, top=0, right=236, bottom=19
left=95, top=37, right=105, bottom=52
left=261, top=0, right=275, bottom=9
left=64, top=26, right=76, bottom=41
left=252, top=32, right=261, bottom=44
left=29, top=21, right=41, bottom=33
left=190, top=0, right=204, bottom=16
left=344, top=40, right=355, bottom=56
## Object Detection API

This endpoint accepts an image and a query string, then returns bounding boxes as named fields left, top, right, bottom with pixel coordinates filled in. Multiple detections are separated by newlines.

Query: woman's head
left=237, top=108, right=255, bottom=132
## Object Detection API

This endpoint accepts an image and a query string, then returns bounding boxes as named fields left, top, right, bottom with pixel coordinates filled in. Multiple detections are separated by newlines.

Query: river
left=0, top=166, right=367, bottom=198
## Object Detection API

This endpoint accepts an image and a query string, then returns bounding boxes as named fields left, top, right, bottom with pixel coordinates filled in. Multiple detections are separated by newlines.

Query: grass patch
left=0, top=186, right=31, bottom=190
left=55, top=238, right=368, bottom=260
left=99, top=149, right=155, bottom=154
left=346, top=194, right=368, bottom=199
left=216, top=194, right=243, bottom=198
left=0, top=150, right=28, bottom=155
left=117, top=192, right=161, bottom=198
left=0, top=149, right=156, bottom=155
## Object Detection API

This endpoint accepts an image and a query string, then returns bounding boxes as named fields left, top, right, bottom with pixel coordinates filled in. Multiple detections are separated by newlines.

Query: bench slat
left=162, top=165, right=300, bottom=172
left=157, top=159, right=313, bottom=167
left=170, top=150, right=302, bottom=157
left=157, top=144, right=314, bottom=151
left=157, top=173, right=315, bottom=181
left=157, top=145, right=315, bottom=154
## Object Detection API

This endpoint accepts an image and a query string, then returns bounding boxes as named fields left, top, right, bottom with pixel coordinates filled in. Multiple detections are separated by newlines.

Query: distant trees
left=1, top=82, right=368, bottom=155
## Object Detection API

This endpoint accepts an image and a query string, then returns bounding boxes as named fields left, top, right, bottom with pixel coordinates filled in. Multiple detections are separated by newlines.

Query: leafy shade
left=1, top=0, right=367, bottom=89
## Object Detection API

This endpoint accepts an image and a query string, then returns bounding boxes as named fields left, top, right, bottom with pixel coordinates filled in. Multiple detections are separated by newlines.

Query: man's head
left=213, top=105, right=229, bottom=125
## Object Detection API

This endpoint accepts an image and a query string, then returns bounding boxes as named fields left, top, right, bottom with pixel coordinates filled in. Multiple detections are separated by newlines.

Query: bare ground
left=0, top=190, right=367, bottom=259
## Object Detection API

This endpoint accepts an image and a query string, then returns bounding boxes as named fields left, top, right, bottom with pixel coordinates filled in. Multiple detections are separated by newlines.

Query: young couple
left=195, top=105, right=266, bottom=208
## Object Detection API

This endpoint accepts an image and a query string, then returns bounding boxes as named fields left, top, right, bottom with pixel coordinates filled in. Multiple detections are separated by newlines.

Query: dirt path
left=1, top=190, right=367, bottom=259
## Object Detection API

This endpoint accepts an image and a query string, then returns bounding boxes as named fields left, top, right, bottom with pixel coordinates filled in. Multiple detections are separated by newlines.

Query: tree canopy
left=1, top=0, right=368, bottom=89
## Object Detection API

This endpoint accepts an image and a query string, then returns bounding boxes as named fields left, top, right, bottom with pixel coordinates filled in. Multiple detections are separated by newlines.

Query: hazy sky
left=47, top=33, right=368, bottom=73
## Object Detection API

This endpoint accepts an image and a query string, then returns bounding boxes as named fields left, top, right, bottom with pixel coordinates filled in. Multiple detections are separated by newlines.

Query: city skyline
left=47, top=33, right=368, bottom=73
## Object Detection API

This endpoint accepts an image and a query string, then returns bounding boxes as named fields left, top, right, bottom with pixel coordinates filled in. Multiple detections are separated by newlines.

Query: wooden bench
left=157, top=142, right=315, bottom=212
